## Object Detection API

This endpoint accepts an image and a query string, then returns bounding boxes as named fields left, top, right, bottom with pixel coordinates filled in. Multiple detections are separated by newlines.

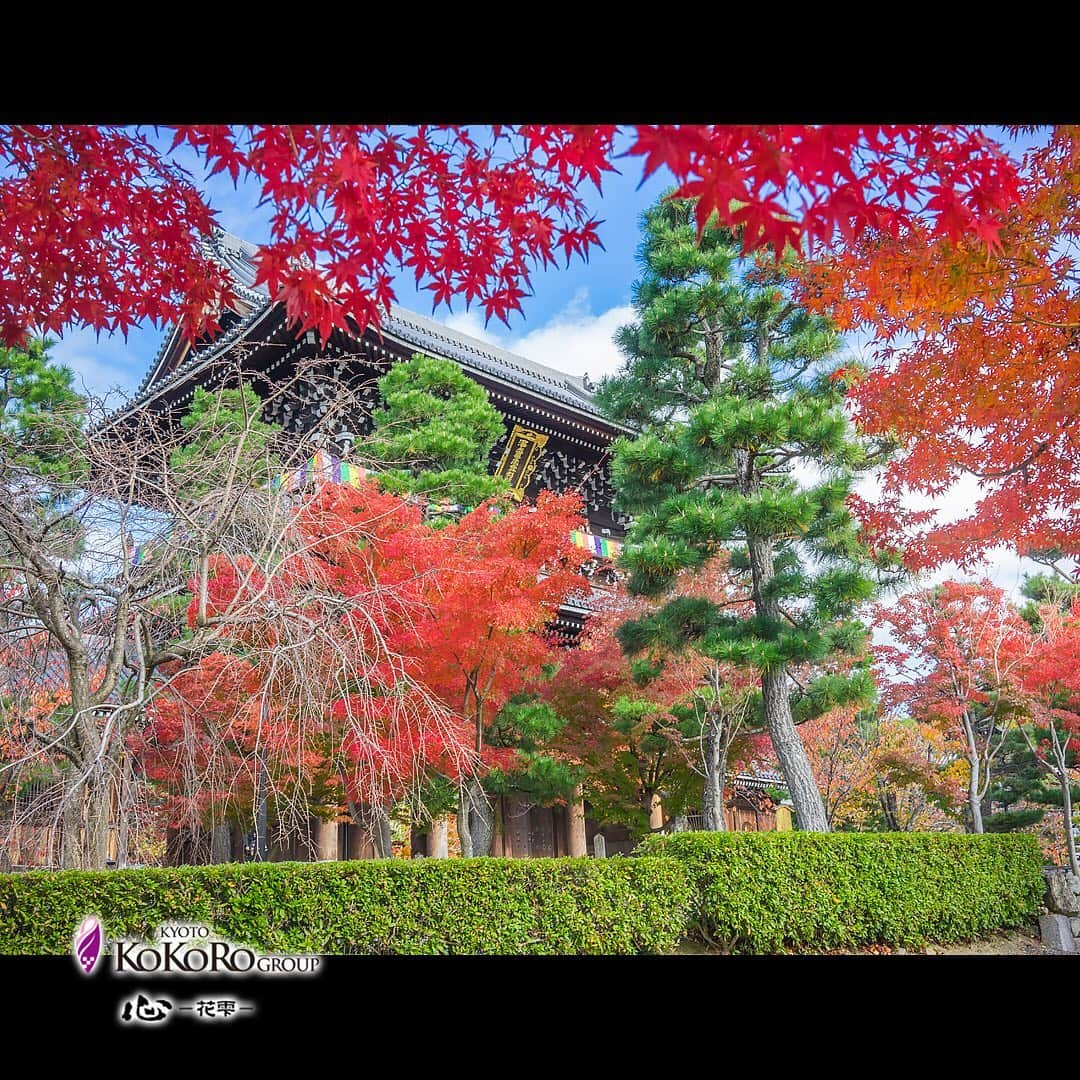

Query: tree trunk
left=210, top=823, right=231, bottom=864
left=253, top=747, right=269, bottom=860
left=762, top=667, right=829, bottom=832
left=465, top=780, right=494, bottom=857
left=737, top=441, right=830, bottom=834
left=1060, top=766, right=1079, bottom=879
left=60, top=774, right=84, bottom=869
left=702, top=715, right=726, bottom=831
left=878, top=786, right=900, bottom=832
left=457, top=788, right=473, bottom=858
left=372, top=805, right=393, bottom=859
left=116, top=753, right=134, bottom=868
left=1052, top=729, right=1079, bottom=877
left=963, top=715, right=984, bottom=833
left=85, top=764, right=113, bottom=870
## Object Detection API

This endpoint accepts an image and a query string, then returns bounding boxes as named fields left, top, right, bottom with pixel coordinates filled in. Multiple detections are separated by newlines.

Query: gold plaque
left=494, top=424, right=549, bottom=499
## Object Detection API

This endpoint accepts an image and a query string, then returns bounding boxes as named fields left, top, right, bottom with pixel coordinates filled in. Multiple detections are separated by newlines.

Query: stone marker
left=593, top=834, right=606, bottom=859
left=567, top=785, right=587, bottom=857
left=1044, top=870, right=1080, bottom=915
left=1038, top=914, right=1077, bottom=954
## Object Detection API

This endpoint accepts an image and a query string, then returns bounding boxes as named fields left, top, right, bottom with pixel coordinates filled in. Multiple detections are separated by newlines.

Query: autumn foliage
left=0, top=124, right=1020, bottom=349
left=132, top=479, right=590, bottom=829
left=801, top=126, right=1079, bottom=567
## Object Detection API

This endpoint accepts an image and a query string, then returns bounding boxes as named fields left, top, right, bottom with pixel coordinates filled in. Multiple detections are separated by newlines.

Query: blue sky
left=47, top=126, right=1054, bottom=597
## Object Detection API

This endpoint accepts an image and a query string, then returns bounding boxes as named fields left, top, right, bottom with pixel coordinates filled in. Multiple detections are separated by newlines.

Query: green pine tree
left=366, top=354, right=508, bottom=510
left=483, top=695, right=585, bottom=807
left=604, top=196, right=894, bottom=833
left=1018, top=572, right=1080, bottom=631
left=984, top=726, right=1078, bottom=832
left=0, top=338, right=87, bottom=485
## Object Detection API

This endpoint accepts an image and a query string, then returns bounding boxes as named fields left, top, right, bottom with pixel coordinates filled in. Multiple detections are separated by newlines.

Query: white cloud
left=508, top=289, right=633, bottom=381
left=445, top=288, right=634, bottom=383
left=442, top=309, right=503, bottom=347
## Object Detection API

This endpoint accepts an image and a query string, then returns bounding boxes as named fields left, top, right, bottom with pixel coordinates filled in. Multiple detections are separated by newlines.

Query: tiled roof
left=124, top=230, right=616, bottom=425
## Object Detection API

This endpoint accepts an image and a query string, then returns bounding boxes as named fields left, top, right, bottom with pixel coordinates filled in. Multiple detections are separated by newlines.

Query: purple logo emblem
left=74, top=916, right=103, bottom=975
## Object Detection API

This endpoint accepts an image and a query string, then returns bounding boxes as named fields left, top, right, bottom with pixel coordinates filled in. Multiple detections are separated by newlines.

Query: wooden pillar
left=428, top=815, right=449, bottom=859
left=315, top=817, right=339, bottom=861
left=567, top=785, right=587, bottom=857
left=210, top=824, right=231, bottom=864
left=649, top=793, right=665, bottom=832
left=490, top=798, right=505, bottom=857
left=346, top=823, right=375, bottom=860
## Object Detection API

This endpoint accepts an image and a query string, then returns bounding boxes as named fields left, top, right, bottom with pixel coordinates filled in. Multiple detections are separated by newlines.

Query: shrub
left=0, top=857, right=691, bottom=956
left=635, top=832, right=1045, bottom=953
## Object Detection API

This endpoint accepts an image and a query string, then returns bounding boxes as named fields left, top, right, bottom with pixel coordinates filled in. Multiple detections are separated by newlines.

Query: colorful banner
left=272, top=450, right=369, bottom=493
left=493, top=424, right=549, bottom=500
left=569, top=529, right=622, bottom=559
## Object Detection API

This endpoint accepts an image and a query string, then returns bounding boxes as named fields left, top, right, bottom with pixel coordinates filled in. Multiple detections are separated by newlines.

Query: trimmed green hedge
left=635, top=832, right=1046, bottom=953
left=0, top=857, right=692, bottom=956
left=0, top=835, right=1046, bottom=955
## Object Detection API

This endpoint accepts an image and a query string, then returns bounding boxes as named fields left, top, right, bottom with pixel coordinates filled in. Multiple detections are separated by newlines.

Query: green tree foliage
left=168, top=384, right=282, bottom=500
left=603, top=197, right=892, bottom=833
left=1018, top=572, right=1080, bottom=631
left=366, top=354, right=508, bottom=509
left=482, top=695, right=584, bottom=807
left=984, top=727, right=1079, bottom=832
left=0, top=338, right=86, bottom=483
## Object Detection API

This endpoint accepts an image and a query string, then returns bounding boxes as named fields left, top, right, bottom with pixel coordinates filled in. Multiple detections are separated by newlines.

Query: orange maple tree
left=800, top=126, right=1079, bottom=568
left=788, top=705, right=965, bottom=831
left=873, top=580, right=1034, bottom=834
left=1006, top=597, right=1080, bottom=874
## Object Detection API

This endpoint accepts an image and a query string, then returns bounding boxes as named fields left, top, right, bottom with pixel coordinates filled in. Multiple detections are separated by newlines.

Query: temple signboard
left=494, top=424, right=549, bottom=499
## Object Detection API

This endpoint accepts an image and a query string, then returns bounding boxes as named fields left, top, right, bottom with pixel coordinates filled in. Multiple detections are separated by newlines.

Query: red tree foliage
left=1007, top=597, right=1080, bottom=873
left=0, top=124, right=1019, bottom=347
left=387, top=489, right=591, bottom=758
left=132, top=481, right=591, bottom=827
left=873, top=579, right=1033, bottom=833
